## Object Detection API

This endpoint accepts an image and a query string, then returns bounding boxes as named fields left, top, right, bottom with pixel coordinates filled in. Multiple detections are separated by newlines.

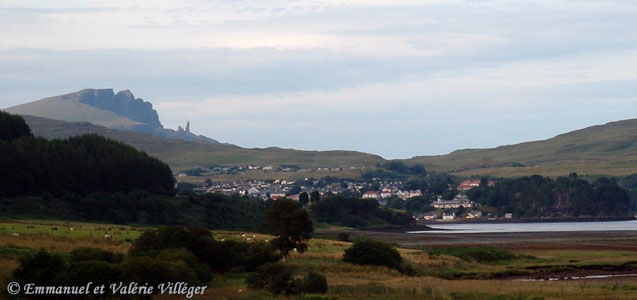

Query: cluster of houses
left=177, top=165, right=365, bottom=177
left=197, top=177, right=509, bottom=222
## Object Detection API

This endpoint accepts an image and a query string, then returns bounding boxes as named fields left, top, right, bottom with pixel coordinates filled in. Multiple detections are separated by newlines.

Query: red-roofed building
left=457, top=180, right=494, bottom=191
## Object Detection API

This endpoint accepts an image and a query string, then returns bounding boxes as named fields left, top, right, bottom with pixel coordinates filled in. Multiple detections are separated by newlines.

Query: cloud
left=1, top=0, right=637, bottom=158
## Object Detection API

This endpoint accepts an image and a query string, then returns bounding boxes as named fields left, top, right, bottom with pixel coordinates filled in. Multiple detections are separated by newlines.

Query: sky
left=1, top=0, right=636, bottom=159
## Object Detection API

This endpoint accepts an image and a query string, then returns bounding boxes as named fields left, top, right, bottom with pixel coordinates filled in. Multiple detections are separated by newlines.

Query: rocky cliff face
left=73, top=89, right=162, bottom=128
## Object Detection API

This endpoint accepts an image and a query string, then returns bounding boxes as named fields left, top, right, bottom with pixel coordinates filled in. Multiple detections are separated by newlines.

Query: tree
left=310, top=190, right=321, bottom=203
left=299, top=191, right=309, bottom=206
left=0, top=111, right=32, bottom=142
left=262, top=199, right=313, bottom=258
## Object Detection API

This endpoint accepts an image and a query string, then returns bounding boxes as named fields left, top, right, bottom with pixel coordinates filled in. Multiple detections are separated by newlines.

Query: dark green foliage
left=60, top=260, right=121, bottom=288
left=425, top=247, right=517, bottom=263
left=69, top=247, right=124, bottom=264
left=299, top=191, right=309, bottom=206
left=336, top=232, right=350, bottom=242
left=0, top=111, right=32, bottom=142
left=0, top=192, right=267, bottom=229
left=405, top=195, right=432, bottom=213
left=619, top=174, right=637, bottom=212
left=0, top=133, right=175, bottom=198
left=263, top=199, right=313, bottom=257
left=310, top=190, right=321, bottom=203
left=288, top=186, right=302, bottom=196
left=131, top=226, right=280, bottom=274
left=343, top=238, right=403, bottom=271
left=385, top=197, right=405, bottom=210
left=12, top=249, right=66, bottom=286
left=120, top=256, right=199, bottom=286
left=246, top=263, right=300, bottom=295
left=301, top=272, right=328, bottom=294
left=311, top=195, right=414, bottom=228
left=467, top=175, right=630, bottom=217
left=156, top=248, right=213, bottom=284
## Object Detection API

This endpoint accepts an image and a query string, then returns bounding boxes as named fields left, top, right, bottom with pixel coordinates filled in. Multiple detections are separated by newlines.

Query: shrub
left=246, top=263, right=300, bottom=295
left=343, top=239, right=402, bottom=271
left=120, top=256, right=198, bottom=287
left=157, top=248, right=213, bottom=284
left=58, top=261, right=121, bottom=288
left=301, top=272, right=328, bottom=294
left=12, top=249, right=66, bottom=286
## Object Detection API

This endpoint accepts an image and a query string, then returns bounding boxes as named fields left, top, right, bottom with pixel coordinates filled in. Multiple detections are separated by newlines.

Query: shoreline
left=421, top=216, right=635, bottom=225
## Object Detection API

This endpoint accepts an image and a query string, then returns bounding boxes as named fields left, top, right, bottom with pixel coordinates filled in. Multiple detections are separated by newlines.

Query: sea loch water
left=408, top=220, right=637, bottom=234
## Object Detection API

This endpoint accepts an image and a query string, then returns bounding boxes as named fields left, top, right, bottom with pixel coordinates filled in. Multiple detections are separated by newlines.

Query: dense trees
left=262, top=199, right=313, bottom=258
left=467, top=175, right=630, bottom=217
left=0, top=133, right=175, bottom=198
left=0, top=111, right=32, bottom=141
left=311, top=194, right=414, bottom=228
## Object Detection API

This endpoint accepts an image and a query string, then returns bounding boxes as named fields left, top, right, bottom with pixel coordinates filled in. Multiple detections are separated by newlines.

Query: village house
left=457, top=179, right=495, bottom=191
left=466, top=210, right=483, bottom=219
left=432, top=195, right=473, bottom=209
left=362, top=191, right=380, bottom=200
left=442, top=212, right=456, bottom=220
left=380, top=189, right=393, bottom=199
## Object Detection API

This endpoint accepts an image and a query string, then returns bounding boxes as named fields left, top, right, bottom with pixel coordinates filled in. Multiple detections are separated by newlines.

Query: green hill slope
left=21, top=115, right=385, bottom=172
left=18, top=114, right=637, bottom=179
left=5, top=94, right=142, bottom=128
left=405, top=119, right=637, bottom=177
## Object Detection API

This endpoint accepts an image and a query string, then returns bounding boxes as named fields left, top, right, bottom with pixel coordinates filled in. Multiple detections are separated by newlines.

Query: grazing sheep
left=12, top=233, right=19, bottom=237
left=104, top=234, right=111, bottom=238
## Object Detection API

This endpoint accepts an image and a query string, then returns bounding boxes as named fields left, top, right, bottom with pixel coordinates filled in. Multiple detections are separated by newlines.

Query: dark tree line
left=0, top=112, right=175, bottom=197
left=311, top=194, right=414, bottom=228
left=466, top=174, right=630, bottom=217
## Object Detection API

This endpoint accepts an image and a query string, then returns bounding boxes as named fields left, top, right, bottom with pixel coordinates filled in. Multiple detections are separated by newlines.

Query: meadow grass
left=2, top=221, right=637, bottom=300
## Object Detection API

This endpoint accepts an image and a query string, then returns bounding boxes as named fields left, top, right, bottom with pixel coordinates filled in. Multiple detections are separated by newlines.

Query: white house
left=466, top=210, right=483, bottom=219
left=432, top=195, right=473, bottom=209
left=362, top=191, right=380, bottom=200
left=442, top=212, right=456, bottom=220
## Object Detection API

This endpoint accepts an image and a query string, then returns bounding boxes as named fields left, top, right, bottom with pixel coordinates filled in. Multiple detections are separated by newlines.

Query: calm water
left=408, top=220, right=637, bottom=234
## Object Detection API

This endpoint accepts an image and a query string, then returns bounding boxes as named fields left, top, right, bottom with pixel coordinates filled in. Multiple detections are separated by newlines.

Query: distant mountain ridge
left=4, top=89, right=636, bottom=178
left=4, top=88, right=219, bottom=144
left=405, top=119, right=637, bottom=177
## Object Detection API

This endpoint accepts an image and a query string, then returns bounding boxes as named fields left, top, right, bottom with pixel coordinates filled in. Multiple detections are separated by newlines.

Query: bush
left=120, top=256, right=198, bottom=287
left=156, top=248, right=213, bottom=284
left=246, top=263, right=300, bottom=295
left=343, top=239, right=403, bottom=271
left=301, top=272, right=328, bottom=294
left=59, top=261, right=121, bottom=288
left=12, top=249, right=66, bottom=286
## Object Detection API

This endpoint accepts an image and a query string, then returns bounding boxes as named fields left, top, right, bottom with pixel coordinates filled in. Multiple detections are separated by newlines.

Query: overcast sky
left=1, top=0, right=636, bottom=159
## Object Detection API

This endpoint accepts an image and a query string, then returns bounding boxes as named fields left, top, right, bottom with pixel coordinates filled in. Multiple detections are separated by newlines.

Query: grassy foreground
left=1, top=221, right=637, bottom=300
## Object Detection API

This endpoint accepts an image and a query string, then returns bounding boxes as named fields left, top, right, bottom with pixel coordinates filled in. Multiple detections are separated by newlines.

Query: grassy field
left=2, top=220, right=637, bottom=299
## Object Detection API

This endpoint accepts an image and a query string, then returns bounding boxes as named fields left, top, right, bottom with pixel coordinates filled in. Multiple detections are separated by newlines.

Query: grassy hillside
left=18, top=114, right=637, bottom=179
left=21, top=115, right=385, bottom=173
left=405, top=119, right=637, bottom=178
left=5, top=94, right=142, bottom=128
